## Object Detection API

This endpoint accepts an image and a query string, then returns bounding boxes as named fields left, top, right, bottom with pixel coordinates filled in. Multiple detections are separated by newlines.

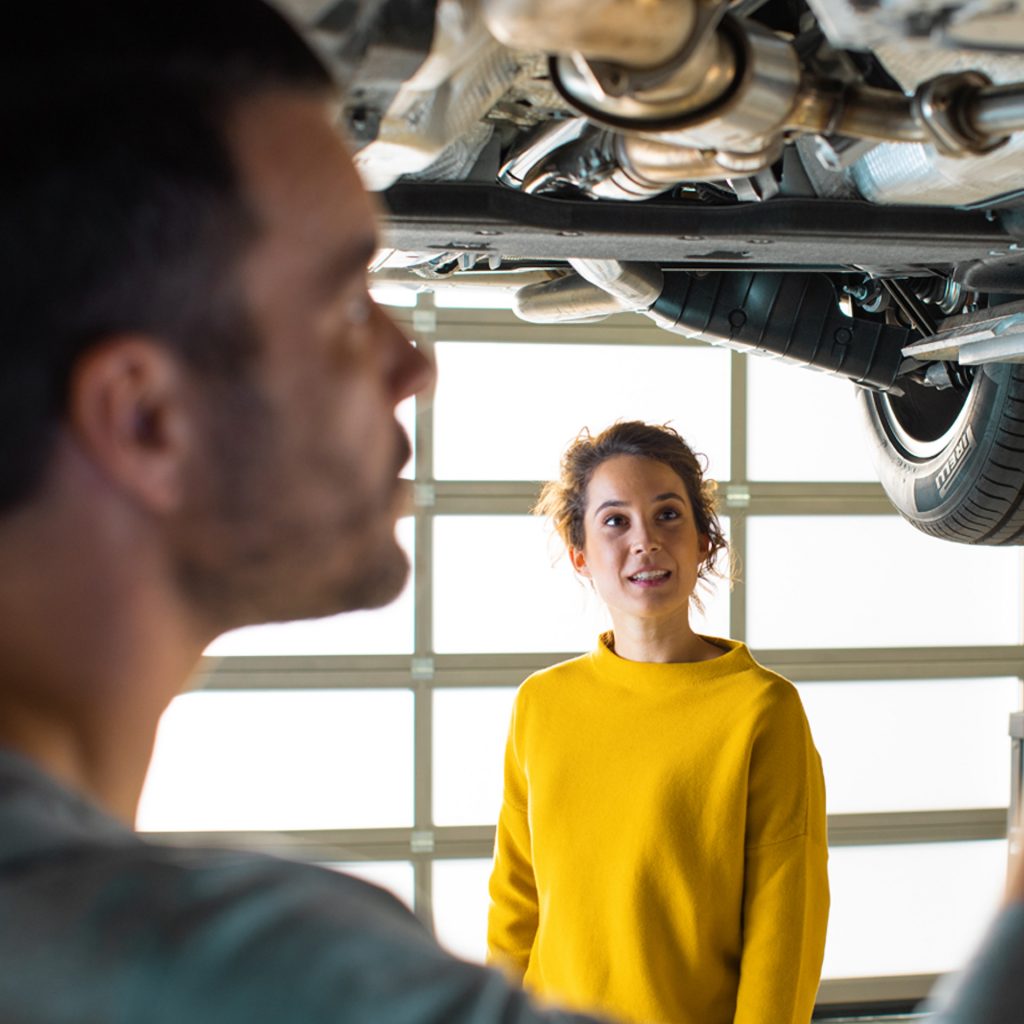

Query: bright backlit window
left=433, top=858, right=493, bottom=963
left=433, top=688, right=518, bottom=826
left=433, top=342, right=731, bottom=482
left=748, top=355, right=877, bottom=481
left=746, top=516, right=1022, bottom=648
left=137, top=690, right=413, bottom=831
left=797, top=678, right=1020, bottom=813
left=823, top=841, right=1007, bottom=978
left=332, top=861, right=416, bottom=910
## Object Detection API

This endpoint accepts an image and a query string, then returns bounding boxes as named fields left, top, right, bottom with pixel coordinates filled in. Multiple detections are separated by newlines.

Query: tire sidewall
left=857, top=363, right=1011, bottom=526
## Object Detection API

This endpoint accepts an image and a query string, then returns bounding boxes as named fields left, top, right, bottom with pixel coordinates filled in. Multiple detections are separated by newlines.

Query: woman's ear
left=570, top=546, right=591, bottom=577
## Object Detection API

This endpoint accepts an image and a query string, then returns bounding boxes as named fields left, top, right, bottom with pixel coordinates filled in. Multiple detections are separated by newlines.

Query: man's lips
left=394, top=478, right=415, bottom=518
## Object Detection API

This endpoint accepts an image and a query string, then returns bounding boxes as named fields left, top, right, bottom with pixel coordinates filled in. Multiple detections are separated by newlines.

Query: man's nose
left=380, top=305, right=436, bottom=401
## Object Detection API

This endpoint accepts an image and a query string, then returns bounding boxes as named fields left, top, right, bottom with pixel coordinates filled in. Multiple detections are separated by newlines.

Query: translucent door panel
left=748, top=356, right=876, bottom=481
left=330, top=861, right=416, bottom=911
left=746, top=516, right=1021, bottom=649
left=434, top=342, right=731, bottom=482
left=137, top=689, right=414, bottom=831
left=796, top=678, right=1020, bottom=813
left=433, top=687, right=518, bottom=826
left=823, top=841, right=1007, bottom=978
left=433, top=858, right=493, bottom=963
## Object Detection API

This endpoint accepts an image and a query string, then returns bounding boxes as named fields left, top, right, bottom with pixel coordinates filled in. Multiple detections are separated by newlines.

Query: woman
left=487, top=421, right=829, bottom=1024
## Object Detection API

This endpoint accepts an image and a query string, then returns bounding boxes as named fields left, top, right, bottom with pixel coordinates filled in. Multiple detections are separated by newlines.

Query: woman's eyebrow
left=593, top=492, right=685, bottom=517
left=594, top=499, right=626, bottom=516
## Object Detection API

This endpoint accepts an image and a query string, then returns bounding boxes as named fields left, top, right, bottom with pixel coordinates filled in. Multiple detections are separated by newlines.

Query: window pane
left=136, top=690, right=413, bottom=831
left=433, top=858, right=492, bottom=963
left=434, top=688, right=518, bottom=826
left=433, top=343, right=731, bottom=482
left=330, top=861, right=416, bottom=911
left=370, top=284, right=418, bottom=308
left=823, top=840, right=1007, bottom=978
left=434, top=516, right=730, bottom=653
left=746, top=517, right=1022, bottom=649
left=796, top=678, right=1019, bottom=813
left=748, top=356, right=876, bottom=481
left=433, top=286, right=517, bottom=309
left=204, top=519, right=415, bottom=656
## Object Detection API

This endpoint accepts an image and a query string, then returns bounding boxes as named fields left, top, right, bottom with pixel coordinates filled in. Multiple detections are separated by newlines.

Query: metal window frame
left=145, top=294, right=1024, bottom=1009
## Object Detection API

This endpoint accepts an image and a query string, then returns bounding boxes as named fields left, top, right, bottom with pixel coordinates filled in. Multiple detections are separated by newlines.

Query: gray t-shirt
left=923, top=901, right=1024, bottom=1024
left=0, top=748, right=603, bottom=1024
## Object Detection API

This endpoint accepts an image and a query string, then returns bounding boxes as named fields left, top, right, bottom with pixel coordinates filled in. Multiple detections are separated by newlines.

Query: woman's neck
left=608, top=612, right=724, bottom=664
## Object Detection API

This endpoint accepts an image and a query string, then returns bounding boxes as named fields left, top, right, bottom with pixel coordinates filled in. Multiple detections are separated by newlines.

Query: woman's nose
left=631, top=530, right=660, bottom=553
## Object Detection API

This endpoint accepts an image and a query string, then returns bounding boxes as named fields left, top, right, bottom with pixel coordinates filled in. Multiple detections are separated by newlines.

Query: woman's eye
left=603, top=514, right=626, bottom=528
left=658, top=508, right=681, bottom=521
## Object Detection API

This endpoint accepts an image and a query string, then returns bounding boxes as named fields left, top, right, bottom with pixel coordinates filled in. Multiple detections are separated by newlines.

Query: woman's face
left=571, top=454, right=708, bottom=628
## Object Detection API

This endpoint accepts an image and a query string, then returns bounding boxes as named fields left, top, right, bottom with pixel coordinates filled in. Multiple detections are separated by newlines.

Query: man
left=924, top=854, right=1024, bottom=1024
left=0, top=3, right=604, bottom=1020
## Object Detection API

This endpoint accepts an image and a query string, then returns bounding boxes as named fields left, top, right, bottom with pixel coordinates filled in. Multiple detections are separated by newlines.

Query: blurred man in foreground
left=0, top=3, right=606, bottom=1020
left=0, top=2, right=1019, bottom=1022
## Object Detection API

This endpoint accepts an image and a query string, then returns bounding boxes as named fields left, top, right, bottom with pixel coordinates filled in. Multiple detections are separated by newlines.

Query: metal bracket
left=725, top=485, right=751, bottom=508
left=411, top=656, right=435, bottom=681
left=410, top=830, right=435, bottom=854
left=412, top=307, right=437, bottom=334
left=903, top=310, right=1024, bottom=365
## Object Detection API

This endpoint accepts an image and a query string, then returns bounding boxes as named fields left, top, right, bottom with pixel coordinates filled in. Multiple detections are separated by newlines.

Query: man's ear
left=65, top=337, right=193, bottom=513
left=569, top=546, right=591, bottom=578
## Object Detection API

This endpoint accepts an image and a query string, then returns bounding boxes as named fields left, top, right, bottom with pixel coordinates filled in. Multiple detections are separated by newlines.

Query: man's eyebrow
left=318, top=236, right=379, bottom=293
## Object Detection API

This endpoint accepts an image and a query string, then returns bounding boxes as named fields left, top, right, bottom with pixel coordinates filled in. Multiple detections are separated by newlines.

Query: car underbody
left=290, top=0, right=1024, bottom=543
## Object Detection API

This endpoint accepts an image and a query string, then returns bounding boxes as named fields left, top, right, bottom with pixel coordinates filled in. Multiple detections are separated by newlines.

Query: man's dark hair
left=0, top=1, right=334, bottom=513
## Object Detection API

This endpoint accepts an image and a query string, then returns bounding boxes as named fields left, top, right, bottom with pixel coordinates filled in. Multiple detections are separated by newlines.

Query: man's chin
left=336, top=541, right=410, bottom=613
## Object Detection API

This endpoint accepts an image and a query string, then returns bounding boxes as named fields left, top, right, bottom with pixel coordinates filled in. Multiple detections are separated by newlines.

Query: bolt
left=728, top=309, right=747, bottom=329
left=834, top=327, right=853, bottom=344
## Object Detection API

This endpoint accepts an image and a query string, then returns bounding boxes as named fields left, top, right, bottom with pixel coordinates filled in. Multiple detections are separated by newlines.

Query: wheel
left=858, top=362, right=1024, bottom=544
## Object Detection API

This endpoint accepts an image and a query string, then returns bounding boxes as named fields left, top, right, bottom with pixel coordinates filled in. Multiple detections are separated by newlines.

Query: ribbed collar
left=588, top=631, right=756, bottom=693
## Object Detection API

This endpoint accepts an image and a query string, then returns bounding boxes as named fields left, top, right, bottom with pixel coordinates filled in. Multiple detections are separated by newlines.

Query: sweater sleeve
left=486, top=693, right=539, bottom=979
left=733, top=686, right=830, bottom=1024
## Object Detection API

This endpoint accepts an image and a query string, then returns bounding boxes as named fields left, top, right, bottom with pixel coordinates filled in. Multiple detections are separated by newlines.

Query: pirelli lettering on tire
left=936, top=425, right=975, bottom=496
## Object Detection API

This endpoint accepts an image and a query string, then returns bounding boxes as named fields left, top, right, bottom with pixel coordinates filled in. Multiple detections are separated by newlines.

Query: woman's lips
left=627, top=569, right=671, bottom=587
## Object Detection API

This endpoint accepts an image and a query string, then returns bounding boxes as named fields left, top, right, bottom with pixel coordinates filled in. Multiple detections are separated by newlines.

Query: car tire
left=858, top=362, right=1024, bottom=544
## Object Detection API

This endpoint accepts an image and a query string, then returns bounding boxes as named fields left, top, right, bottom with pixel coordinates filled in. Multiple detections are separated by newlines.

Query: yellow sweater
left=487, top=634, right=829, bottom=1024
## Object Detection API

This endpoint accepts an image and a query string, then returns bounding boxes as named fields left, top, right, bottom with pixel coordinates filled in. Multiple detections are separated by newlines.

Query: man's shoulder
left=0, top=838, right=487, bottom=1023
